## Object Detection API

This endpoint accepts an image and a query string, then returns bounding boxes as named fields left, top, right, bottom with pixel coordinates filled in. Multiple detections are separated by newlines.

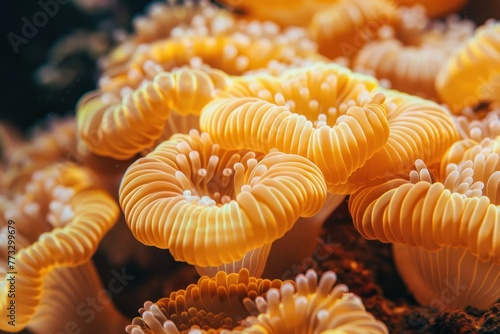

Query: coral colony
left=1, top=0, right=500, bottom=333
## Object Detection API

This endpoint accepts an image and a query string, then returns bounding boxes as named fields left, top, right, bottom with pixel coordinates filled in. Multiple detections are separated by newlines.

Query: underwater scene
left=1, top=0, right=500, bottom=333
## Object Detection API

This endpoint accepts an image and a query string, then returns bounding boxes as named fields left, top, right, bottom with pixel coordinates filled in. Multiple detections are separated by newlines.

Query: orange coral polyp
left=103, top=0, right=223, bottom=71
left=436, top=22, right=500, bottom=113
left=243, top=269, right=388, bottom=333
left=452, top=105, right=500, bottom=141
left=385, top=138, right=500, bottom=308
left=0, top=164, right=119, bottom=331
left=200, top=64, right=391, bottom=191
left=77, top=68, right=230, bottom=160
left=349, top=158, right=500, bottom=264
left=335, top=89, right=459, bottom=194
left=127, top=269, right=387, bottom=334
left=439, top=137, right=500, bottom=204
left=103, top=1, right=320, bottom=79
left=126, top=269, right=286, bottom=333
left=352, top=7, right=474, bottom=100
left=1, top=118, right=78, bottom=193
left=119, top=130, right=327, bottom=267
left=216, top=0, right=335, bottom=28
left=158, top=269, right=285, bottom=320
left=348, top=150, right=500, bottom=309
left=103, top=34, right=322, bottom=95
left=309, top=0, right=399, bottom=59
left=201, top=95, right=389, bottom=191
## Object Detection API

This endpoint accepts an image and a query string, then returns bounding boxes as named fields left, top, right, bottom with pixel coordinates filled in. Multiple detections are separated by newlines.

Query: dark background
left=0, top=0, right=499, bottom=132
left=0, top=0, right=153, bottom=131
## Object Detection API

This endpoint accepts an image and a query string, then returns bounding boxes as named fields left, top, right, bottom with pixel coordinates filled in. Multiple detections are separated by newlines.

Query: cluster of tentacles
left=126, top=269, right=387, bottom=334
left=1, top=0, right=500, bottom=333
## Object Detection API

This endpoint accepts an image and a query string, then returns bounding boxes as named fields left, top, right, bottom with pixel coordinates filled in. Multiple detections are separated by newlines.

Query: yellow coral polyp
left=103, top=34, right=322, bottom=95
left=126, top=269, right=387, bottom=334
left=335, top=89, right=459, bottom=194
left=126, top=267, right=285, bottom=333
left=103, top=0, right=225, bottom=71
left=77, top=68, right=230, bottom=160
left=353, top=9, right=474, bottom=100
left=309, top=0, right=399, bottom=59
left=351, top=176, right=500, bottom=261
left=216, top=0, right=335, bottom=28
left=119, top=130, right=327, bottom=267
left=103, top=1, right=320, bottom=79
left=436, top=21, right=500, bottom=113
left=242, top=269, right=388, bottom=333
left=1, top=118, right=77, bottom=193
left=0, top=164, right=119, bottom=331
left=349, top=147, right=500, bottom=309
left=200, top=64, right=390, bottom=192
